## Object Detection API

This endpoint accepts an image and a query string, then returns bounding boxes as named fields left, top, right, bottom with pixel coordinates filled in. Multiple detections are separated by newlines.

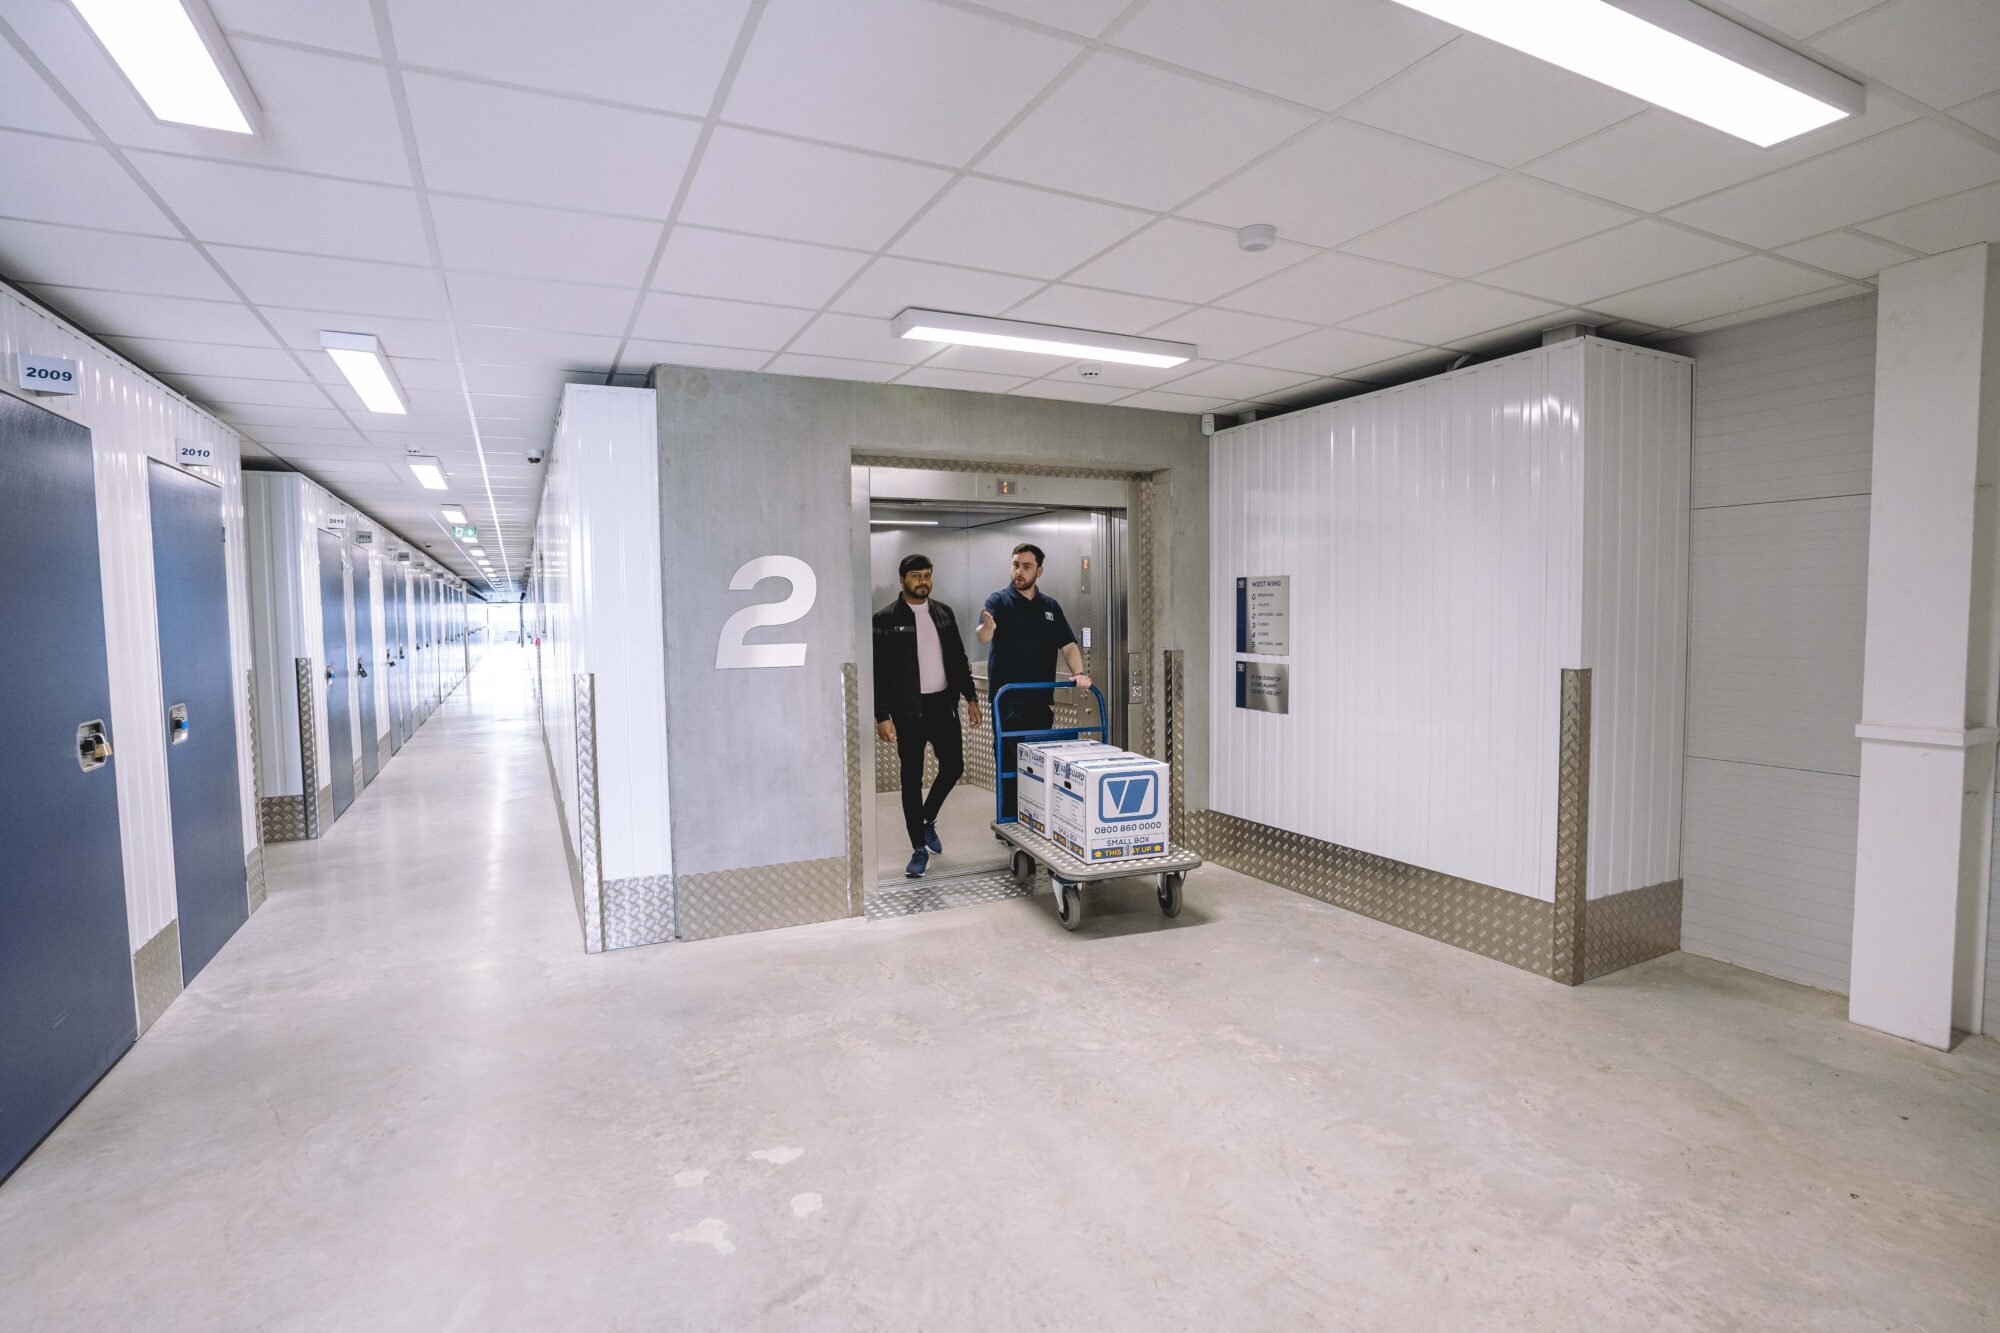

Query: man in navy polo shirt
left=978, top=542, right=1092, bottom=819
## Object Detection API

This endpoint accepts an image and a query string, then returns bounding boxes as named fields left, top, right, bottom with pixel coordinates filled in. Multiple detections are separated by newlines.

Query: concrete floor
left=2, top=647, right=1996, bottom=1331
left=872, top=784, right=1008, bottom=884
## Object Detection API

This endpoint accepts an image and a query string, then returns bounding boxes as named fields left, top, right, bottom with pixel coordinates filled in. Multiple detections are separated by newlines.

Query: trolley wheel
left=1158, top=871, right=1184, bottom=919
left=1011, top=849, right=1035, bottom=885
left=1055, top=881, right=1084, bottom=931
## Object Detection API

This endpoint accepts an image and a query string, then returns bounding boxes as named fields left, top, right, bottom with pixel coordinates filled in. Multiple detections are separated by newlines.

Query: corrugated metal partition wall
left=1210, top=337, right=1690, bottom=910
left=0, top=281, right=255, bottom=956
left=1666, top=296, right=1876, bottom=995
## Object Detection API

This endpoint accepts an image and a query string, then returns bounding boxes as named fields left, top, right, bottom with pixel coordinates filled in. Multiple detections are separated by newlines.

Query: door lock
left=357, top=659, right=369, bottom=678
left=168, top=703, right=189, bottom=744
left=76, top=719, right=113, bottom=771
left=326, top=664, right=334, bottom=682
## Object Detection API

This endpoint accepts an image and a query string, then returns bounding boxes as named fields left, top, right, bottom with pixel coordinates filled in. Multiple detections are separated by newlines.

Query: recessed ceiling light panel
left=892, top=308, right=1195, bottom=369
left=70, top=0, right=259, bottom=134
left=1384, top=0, right=1861, bottom=146
left=406, top=454, right=448, bottom=491
left=320, top=330, right=408, bottom=414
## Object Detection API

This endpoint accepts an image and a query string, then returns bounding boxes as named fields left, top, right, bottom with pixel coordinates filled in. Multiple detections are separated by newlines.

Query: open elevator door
left=857, top=465, right=1131, bottom=918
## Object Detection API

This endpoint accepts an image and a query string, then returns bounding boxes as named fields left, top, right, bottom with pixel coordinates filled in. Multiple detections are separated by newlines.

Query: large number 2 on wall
left=715, top=555, right=817, bottom=669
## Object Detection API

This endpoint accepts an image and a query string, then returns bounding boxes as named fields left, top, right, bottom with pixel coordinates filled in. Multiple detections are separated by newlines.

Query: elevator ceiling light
left=892, top=308, right=1195, bottom=369
left=1382, top=0, right=1861, bottom=146
left=440, top=506, right=468, bottom=525
left=71, top=0, right=257, bottom=134
left=319, top=331, right=408, bottom=414
left=406, top=454, right=448, bottom=491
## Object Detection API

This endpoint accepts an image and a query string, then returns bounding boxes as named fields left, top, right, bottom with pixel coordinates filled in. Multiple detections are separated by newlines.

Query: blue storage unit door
left=0, top=393, right=136, bottom=1182
left=385, top=565, right=406, bottom=754
left=147, top=460, right=247, bottom=984
left=353, top=549, right=379, bottom=785
left=317, top=528, right=356, bottom=822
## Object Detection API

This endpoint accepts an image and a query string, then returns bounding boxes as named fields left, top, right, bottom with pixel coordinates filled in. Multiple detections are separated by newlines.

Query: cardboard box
left=1016, top=739, right=1116, bottom=836
left=1047, top=751, right=1171, bottom=864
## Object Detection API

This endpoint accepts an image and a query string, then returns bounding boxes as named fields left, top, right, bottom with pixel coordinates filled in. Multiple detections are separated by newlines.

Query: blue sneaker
left=905, top=849, right=929, bottom=879
left=923, top=823, right=942, bottom=854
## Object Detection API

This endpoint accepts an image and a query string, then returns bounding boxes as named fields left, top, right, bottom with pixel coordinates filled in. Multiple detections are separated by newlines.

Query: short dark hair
left=898, top=553, right=933, bottom=578
left=1012, top=543, right=1045, bottom=566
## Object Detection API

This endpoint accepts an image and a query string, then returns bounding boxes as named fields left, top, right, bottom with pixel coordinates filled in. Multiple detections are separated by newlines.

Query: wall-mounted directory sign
left=1234, top=574, right=1290, bottom=655
left=1235, top=661, right=1288, bottom=714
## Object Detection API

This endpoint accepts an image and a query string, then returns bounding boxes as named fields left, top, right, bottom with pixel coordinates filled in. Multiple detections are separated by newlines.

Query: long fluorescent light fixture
left=441, top=506, right=468, bottom=525
left=893, top=308, right=1195, bottom=369
left=1383, top=0, right=1862, bottom=146
left=320, top=331, right=408, bottom=414
left=407, top=455, right=448, bottom=491
left=870, top=518, right=939, bottom=526
left=70, top=0, right=258, bottom=134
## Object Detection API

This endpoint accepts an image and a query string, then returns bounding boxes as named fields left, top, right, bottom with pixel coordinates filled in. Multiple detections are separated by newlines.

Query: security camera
left=526, top=449, right=545, bottom=464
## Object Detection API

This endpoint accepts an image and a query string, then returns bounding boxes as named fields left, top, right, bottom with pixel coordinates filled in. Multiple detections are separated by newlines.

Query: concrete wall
left=652, top=365, right=1206, bottom=933
left=1666, top=295, right=1876, bottom=995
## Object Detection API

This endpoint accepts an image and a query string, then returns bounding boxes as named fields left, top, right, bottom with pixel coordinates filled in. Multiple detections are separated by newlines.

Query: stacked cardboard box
left=1047, top=750, right=1171, bottom=864
left=1015, top=738, right=1116, bottom=837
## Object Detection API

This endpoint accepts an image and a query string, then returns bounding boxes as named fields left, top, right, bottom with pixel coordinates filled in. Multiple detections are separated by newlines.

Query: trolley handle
left=991, top=680, right=1107, bottom=825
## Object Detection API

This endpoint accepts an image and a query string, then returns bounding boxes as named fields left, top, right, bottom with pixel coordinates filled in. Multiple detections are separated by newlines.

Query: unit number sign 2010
left=16, top=354, right=81, bottom=396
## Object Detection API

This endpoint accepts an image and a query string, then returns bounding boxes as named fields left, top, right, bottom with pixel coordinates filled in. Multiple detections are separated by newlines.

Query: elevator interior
left=864, top=489, right=1128, bottom=896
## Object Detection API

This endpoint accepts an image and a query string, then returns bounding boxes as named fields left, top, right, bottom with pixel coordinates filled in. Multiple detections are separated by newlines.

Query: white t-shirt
left=913, top=601, right=946, bottom=694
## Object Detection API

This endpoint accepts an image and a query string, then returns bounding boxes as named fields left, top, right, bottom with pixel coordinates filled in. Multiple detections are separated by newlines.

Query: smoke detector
left=1077, top=362, right=1103, bottom=380
left=1237, top=223, right=1277, bottom=252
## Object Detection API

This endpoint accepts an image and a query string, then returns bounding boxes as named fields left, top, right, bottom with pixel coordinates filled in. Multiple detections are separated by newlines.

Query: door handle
left=326, top=665, right=334, bottom=682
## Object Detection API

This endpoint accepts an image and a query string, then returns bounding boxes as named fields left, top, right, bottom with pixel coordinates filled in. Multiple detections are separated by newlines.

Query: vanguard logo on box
left=1098, top=769, right=1158, bottom=823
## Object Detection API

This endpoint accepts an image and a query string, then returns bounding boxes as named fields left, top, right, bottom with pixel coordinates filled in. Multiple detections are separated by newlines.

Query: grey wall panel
left=1681, top=758, right=1858, bottom=994
left=1668, top=294, right=1876, bottom=995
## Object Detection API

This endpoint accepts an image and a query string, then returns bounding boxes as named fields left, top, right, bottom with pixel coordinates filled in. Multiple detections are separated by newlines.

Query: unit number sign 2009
left=16, top=354, right=81, bottom=396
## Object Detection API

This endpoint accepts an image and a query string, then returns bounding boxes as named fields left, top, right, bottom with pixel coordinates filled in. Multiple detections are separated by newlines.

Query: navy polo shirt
left=984, top=585, right=1077, bottom=710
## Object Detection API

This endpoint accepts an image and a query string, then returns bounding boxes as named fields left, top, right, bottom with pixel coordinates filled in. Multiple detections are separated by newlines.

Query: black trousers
left=896, top=691, right=964, bottom=850
left=996, top=694, right=1054, bottom=819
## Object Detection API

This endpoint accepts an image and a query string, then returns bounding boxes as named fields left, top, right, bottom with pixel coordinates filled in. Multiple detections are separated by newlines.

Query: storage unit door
left=386, top=567, right=406, bottom=753
left=317, top=529, right=356, bottom=821
left=148, top=460, right=247, bottom=984
left=353, top=553, right=379, bottom=785
left=0, top=394, right=136, bottom=1181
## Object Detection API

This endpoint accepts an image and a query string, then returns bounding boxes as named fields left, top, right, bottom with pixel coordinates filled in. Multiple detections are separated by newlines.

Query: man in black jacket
left=874, top=553, right=982, bottom=878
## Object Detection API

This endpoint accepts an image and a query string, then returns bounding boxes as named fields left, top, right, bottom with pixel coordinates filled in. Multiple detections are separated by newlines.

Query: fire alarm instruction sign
left=1234, top=575, right=1289, bottom=655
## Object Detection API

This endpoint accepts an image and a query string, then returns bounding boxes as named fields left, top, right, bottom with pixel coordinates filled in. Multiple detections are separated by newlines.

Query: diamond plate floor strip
left=865, top=870, right=1035, bottom=920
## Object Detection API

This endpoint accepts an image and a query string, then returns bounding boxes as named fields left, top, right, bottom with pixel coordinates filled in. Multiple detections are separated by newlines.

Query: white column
left=1849, top=244, right=2000, bottom=1049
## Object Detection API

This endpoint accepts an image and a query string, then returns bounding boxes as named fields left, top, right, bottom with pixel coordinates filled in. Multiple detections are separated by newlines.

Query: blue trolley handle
left=991, top=680, right=1108, bottom=824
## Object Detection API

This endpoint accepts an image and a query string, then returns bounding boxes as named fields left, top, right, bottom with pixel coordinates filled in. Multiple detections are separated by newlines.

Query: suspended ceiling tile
left=102, top=337, right=311, bottom=382
left=264, top=308, right=457, bottom=360
left=967, top=0, right=1127, bottom=38
left=1006, top=379, right=1130, bottom=404
left=894, top=366, right=1031, bottom=393
left=210, top=246, right=449, bottom=320
left=405, top=74, right=698, bottom=219
left=1953, top=92, right=2000, bottom=140
left=0, top=131, right=176, bottom=234
left=1773, top=230, right=1921, bottom=280
left=891, top=177, right=1149, bottom=279
left=1810, top=0, right=2000, bottom=110
left=0, top=220, right=233, bottom=300
left=980, top=51, right=1313, bottom=211
left=1217, top=249, right=1448, bottom=324
left=1141, top=307, right=1314, bottom=361
left=1241, top=325, right=1429, bottom=377
left=1343, top=283, right=1562, bottom=346
left=25, top=284, right=275, bottom=345
left=128, top=153, right=430, bottom=263
left=217, top=403, right=356, bottom=429
left=1478, top=220, right=1749, bottom=306
left=1717, top=0, right=1882, bottom=39
left=210, top=0, right=381, bottom=55
left=1003, top=284, right=1193, bottom=334
left=1855, top=181, right=2000, bottom=253
left=1112, top=0, right=1453, bottom=114
left=723, top=0, right=1076, bottom=165
left=1259, top=374, right=1372, bottom=406
left=830, top=256, right=1045, bottom=320
left=654, top=227, right=868, bottom=308
left=681, top=126, right=951, bottom=251
left=443, top=272, right=637, bottom=334
left=624, top=340, right=772, bottom=370
left=231, top=425, right=367, bottom=448
left=0, top=32, right=86, bottom=136
left=1157, top=362, right=1314, bottom=401
left=1665, top=120, right=2000, bottom=250
left=1525, top=100, right=1918, bottom=215
left=1674, top=284, right=1872, bottom=334
left=1181, top=120, right=1494, bottom=248
left=1081, top=356, right=1219, bottom=391
left=1067, top=218, right=1313, bottom=303
left=452, top=325, right=621, bottom=370
left=428, top=196, right=661, bottom=288
left=926, top=343, right=1119, bottom=378
left=1343, top=175, right=1634, bottom=279
left=629, top=292, right=812, bottom=351
left=379, top=356, right=471, bottom=392
left=1345, top=347, right=1459, bottom=384
left=1113, top=388, right=1231, bottom=413
left=1345, top=36, right=1644, bottom=168
left=791, top=312, right=936, bottom=366
left=762, top=352, right=905, bottom=383
left=386, top=0, right=750, bottom=115
left=1591, top=256, right=1848, bottom=329
left=170, top=374, right=340, bottom=409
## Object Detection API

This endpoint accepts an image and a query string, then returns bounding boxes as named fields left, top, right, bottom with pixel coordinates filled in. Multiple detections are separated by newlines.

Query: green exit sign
left=450, top=524, right=478, bottom=540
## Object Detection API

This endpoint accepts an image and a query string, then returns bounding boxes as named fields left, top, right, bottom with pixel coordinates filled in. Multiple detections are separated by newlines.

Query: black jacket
left=873, top=597, right=978, bottom=723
